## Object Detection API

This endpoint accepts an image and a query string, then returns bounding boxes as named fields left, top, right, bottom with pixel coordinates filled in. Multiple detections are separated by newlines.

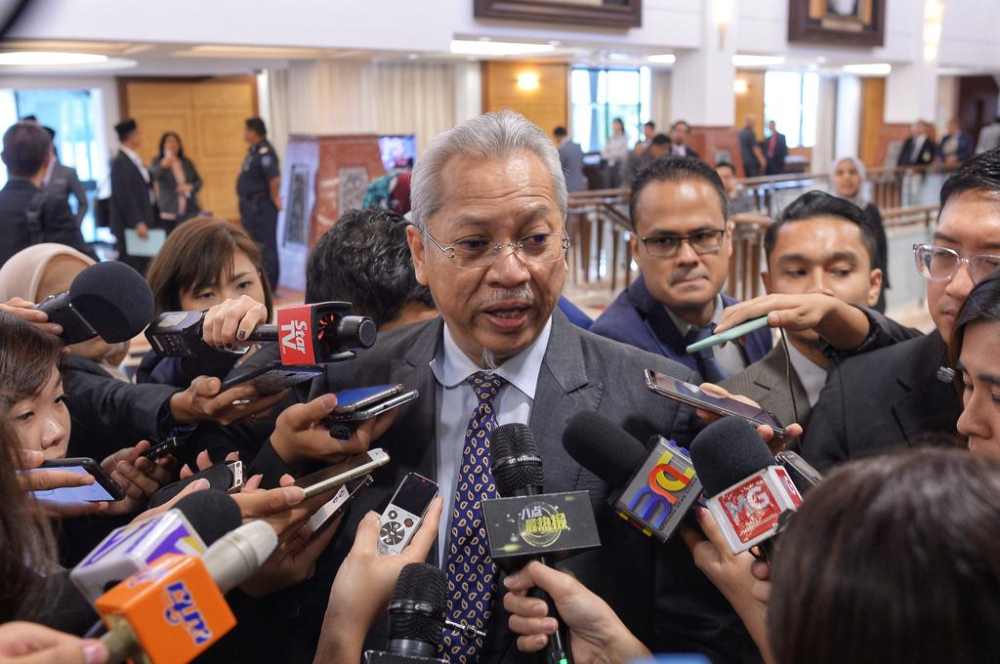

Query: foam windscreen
left=67, top=261, right=154, bottom=342
left=562, top=412, right=648, bottom=490
left=689, top=416, right=774, bottom=498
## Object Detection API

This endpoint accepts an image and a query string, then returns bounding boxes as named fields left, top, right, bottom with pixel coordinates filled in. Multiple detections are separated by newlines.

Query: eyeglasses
left=913, top=244, right=1000, bottom=284
left=421, top=228, right=570, bottom=270
left=640, top=229, right=726, bottom=258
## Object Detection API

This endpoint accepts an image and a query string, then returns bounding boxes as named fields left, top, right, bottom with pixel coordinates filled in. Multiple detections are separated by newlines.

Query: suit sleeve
left=797, top=364, right=849, bottom=472
left=67, top=168, right=88, bottom=224
left=110, top=160, right=144, bottom=228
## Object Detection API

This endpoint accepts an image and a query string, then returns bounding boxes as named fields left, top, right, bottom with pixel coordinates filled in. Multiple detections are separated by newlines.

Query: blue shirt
left=428, top=317, right=552, bottom=561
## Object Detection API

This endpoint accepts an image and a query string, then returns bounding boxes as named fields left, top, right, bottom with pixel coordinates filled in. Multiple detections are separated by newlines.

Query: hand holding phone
left=221, top=361, right=325, bottom=396
left=25, top=457, right=124, bottom=504
left=323, top=385, right=418, bottom=440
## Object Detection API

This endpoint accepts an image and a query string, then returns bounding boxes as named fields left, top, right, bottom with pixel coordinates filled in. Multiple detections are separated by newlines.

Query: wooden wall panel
left=733, top=70, right=765, bottom=140
left=859, top=77, right=886, bottom=168
left=482, top=61, right=568, bottom=137
left=120, top=76, right=258, bottom=222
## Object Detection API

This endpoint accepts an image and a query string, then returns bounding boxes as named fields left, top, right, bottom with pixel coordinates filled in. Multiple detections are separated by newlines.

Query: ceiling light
left=516, top=71, right=540, bottom=91
left=647, top=53, right=676, bottom=65
left=842, top=63, right=892, bottom=75
left=449, top=40, right=555, bottom=57
left=732, top=54, right=785, bottom=67
left=607, top=52, right=630, bottom=61
left=0, top=51, right=108, bottom=66
left=733, top=78, right=749, bottom=95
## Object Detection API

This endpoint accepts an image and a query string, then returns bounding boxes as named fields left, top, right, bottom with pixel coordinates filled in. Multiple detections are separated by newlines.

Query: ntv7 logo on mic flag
left=278, top=305, right=316, bottom=365
left=719, top=473, right=782, bottom=545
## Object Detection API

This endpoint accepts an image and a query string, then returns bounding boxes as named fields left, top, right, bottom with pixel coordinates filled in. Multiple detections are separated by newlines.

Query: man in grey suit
left=241, top=111, right=759, bottom=663
left=554, top=125, right=588, bottom=192
left=721, top=191, right=884, bottom=427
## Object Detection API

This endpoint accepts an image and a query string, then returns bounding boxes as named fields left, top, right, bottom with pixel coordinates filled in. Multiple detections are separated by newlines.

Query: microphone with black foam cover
left=364, top=563, right=449, bottom=663
left=490, top=423, right=573, bottom=664
left=37, top=260, right=155, bottom=344
left=563, top=411, right=702, bottom=543
left=690, top=416, right=803, bottom=559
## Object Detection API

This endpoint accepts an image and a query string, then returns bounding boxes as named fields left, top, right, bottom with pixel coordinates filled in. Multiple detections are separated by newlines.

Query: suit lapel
left=890, top=332, right=956, bottom=444
left=389, top=319, right=442, bottom=480
left=529, top=310, right=602, bottom=492
left=753, top=342, right=810, bottom=425
left=627, top=276, right=697, bottom=372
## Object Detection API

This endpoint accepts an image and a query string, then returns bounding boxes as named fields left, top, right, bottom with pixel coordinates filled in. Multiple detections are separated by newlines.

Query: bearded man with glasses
left=798, top=148, right=1000, bottom=471
left=591, top=156, right=773, bottom=382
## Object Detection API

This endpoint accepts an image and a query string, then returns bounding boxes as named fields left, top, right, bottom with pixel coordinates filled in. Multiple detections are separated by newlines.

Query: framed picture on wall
left=788, top=0, right=885, bottom=46
left=474, top=0, right=641, bottom=29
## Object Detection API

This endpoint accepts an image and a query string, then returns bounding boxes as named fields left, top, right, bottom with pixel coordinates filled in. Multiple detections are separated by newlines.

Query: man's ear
left=407, top=224, right=429, bottom=286
left=867, top=268, right=884, bottom=307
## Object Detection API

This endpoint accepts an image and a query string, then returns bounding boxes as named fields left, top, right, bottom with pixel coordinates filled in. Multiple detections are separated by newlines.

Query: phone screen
left=28, top=466, right=116, bottom=503
left=392, top=473, right=439, bottom=515
left=334, top=385, right=398, bottom=411
left=646, top=370, right=784, bottom=431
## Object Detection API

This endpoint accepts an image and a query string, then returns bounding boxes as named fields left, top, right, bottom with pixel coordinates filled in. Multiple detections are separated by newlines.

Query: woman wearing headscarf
left=830, top=156, right=890, bottom=312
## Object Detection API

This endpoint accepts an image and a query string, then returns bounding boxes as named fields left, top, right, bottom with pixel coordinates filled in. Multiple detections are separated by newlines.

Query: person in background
left=41, top=127, right=93, bottom=259
left=141, top=216, right=273, bottom=387
left=554, top=126, right=587, bottom=193
left=715, top=161, right=756, bottom=214
left=739, top=115, right=765, bottom=178
left=237, top=117, right=281, bottom=289
left=601, top=117, right=629, bottom=188
left=763, top=120, right=788, bottom=175
left=0, top=122, right=54, bottom=266
left=591, top=156, right=772, bottom=381
left=627, top=132, right=671, bottom=182
left=975, top=115, right=1000, bottom=156
left=109, top=118, right=156, bottom=274
left=953, top=271, right=1000, bottom=459
left=721, top=192, right=883, bottom=427
left=897, top=120, right=935, bottom=167
left=634, top=120, right=656, bottom=155
left=938, top=117, right=974, bottom=165
left=830, top=155, right=890, bottom=312
left=150, top=131, right=202, bottom=232
left=669, top=120, right=700, bottom=159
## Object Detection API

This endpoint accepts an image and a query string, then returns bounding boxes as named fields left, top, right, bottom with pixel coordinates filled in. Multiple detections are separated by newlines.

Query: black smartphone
left=28, top=457, right=124, bottom=503
left=331, top=385, right=404, bottom=414
left=644, top=369, right=787, bottom=436
left=221, top=361, right=325, bottom=396
left=148, top=460, right=245, bottom=508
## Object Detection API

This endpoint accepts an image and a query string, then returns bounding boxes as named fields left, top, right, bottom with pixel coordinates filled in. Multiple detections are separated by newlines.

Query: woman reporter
left=141, top=217, right=273, bottom=387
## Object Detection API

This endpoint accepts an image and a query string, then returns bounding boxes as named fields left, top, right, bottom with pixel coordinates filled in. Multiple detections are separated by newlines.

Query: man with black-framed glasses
left=799, top=148, right=1000, bottom=471
left=591, top=156, right=772, bottom=381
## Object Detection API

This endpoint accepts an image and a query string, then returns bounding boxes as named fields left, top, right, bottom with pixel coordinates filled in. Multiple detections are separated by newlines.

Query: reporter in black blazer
left=109, top=118, right=156, bottom=273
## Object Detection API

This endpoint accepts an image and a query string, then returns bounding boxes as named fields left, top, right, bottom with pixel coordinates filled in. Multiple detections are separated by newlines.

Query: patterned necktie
left=685, top=325, right=725, bottom=383
left=442, top=371, right=506, bottom=663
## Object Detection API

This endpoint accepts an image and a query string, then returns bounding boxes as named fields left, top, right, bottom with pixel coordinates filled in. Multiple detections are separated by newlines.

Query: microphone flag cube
left=277, top=304, right=317, bottom=365
left=95, top=553, right=235, bottom=664
left=706, top=465, right=803, bottom=554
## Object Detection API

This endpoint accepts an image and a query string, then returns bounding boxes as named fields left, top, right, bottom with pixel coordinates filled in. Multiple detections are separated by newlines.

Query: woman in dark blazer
left=150, top=131, right=202, bottom=232
left=831, top=156, right=890, bottom=312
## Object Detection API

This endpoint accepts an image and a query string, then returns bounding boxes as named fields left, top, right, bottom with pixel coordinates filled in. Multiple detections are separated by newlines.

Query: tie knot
left=468, top=371, right=505, bottom=403
left=685, top=324, right=716, bottom=345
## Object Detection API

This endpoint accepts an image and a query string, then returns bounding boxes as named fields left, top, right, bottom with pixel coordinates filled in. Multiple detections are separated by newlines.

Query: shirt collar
left=120, top=145, right=141, bottom=163
left=785, top=340, right=828, bottom=407
left=430, top=317, right=552, bottom=401
left=665, top=294, right=724, bottom=337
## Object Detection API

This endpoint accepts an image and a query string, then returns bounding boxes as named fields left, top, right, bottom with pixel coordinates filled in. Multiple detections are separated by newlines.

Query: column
left=885, top=61, right=938, bottom=124
left=453, top=62, right=482, bottom=126
left=670, top=0, right=736, bottom=127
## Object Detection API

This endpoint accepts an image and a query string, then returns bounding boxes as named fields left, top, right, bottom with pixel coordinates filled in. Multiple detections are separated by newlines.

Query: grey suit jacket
left=45, top=163, right=88, bottom=224
left=280, top=310, right=758, bottom=663
left=558, top=140, right=588, bottom=192
left=721, top=341, right=811, bottom=428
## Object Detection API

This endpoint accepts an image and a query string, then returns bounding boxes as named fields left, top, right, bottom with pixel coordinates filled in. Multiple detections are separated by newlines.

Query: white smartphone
left=295, top=449, right=390, bottom=499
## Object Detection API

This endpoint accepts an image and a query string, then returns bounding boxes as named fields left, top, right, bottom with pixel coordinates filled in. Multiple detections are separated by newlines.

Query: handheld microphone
left=562, top=412, right=702, bottom=543
left=37, top=260, right=155, bottom=344
left=96, top=519, right=279, bottom=664
left=145, top=301, right=377, bottom=365
left=690, top=417, right=802, bottom=558
left=490, top=423, right=572, bottom=664
left=71, top=490, right=243, bottom=603
left=363, top=563, right=449, bottom=663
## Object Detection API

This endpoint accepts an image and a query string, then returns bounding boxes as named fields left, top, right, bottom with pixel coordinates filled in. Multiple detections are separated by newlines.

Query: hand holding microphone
left=0, top=622, right=108, bottom=664
left=503, top=562, right=650, bottom=664
left=0, top=297, right=63, bottom=336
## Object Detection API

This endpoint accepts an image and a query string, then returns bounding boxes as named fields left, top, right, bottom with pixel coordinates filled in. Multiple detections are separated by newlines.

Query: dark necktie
left=442, top=371, right=506, bottom=663
left=685, top=326, right=725, bottom=383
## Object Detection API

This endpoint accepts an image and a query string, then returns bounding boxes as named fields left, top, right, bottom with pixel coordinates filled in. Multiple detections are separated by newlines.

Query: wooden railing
left=566, top=184, right=941, bottom=302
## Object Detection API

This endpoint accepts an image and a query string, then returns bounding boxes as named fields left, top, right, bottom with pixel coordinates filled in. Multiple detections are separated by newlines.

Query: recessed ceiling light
left=0, top=51, right=108, bottom=66
left=407, top=53, right=419, bottom=60
left=450, top=40, right=555, bottom=57
left=842, top=63, right=891, bottom=75
left=732, top=54, right=785, bottom=67
left=647, top=53, right=676, bottom=65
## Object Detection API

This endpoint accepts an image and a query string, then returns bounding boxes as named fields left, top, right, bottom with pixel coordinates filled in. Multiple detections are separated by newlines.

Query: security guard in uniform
left=236, top=117, right=281, bottom=287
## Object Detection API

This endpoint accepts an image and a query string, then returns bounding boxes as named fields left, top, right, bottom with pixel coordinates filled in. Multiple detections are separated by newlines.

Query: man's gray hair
left=411, top=110, right=568, bottom=229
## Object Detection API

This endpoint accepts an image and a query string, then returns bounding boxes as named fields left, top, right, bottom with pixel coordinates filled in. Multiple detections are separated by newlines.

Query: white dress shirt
left=428, top=317, right=552, bottom=561
left=785, top=341, right=829, bottom=408
left=119, top=145, right=150, bottom=183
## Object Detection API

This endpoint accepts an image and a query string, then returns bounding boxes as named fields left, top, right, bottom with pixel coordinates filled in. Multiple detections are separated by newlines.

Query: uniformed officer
left=237, top=117, right=281, bottom=287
